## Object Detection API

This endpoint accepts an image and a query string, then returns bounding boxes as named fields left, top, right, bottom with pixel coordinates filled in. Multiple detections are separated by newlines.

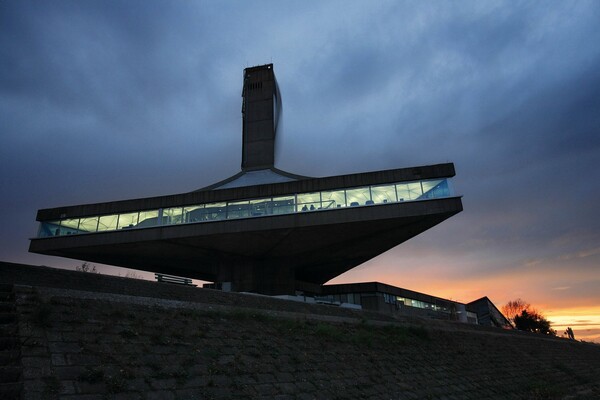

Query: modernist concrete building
left=29, top=64, right=463, bottom=295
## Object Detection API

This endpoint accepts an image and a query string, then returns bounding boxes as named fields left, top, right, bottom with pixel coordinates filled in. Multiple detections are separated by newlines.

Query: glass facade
left=325, top=293, right=363, bottom=305
left=395, top=296, right=451, bottom=313
left=383, top=293, right=452, bottom=314
left=37, top=178, right=454, bottom=238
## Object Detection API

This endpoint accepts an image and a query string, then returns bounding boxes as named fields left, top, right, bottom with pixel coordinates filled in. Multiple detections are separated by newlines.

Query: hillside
left=1, top=262, right=599, bottom=399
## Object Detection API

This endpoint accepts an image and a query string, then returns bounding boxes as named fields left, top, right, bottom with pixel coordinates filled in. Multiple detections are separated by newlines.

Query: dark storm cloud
left=1, top=1, right=599, bottom=315
left=1, top=1, right=240, bottom=198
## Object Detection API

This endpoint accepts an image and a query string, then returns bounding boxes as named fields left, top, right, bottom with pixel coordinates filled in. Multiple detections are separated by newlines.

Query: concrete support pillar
left=215, top=256, right=296, bottom=295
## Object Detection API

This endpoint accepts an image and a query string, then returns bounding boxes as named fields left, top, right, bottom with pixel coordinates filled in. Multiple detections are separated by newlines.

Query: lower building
left=466, top=296, right=513, bottom=329
left=321, top=282, right=511, bottom=328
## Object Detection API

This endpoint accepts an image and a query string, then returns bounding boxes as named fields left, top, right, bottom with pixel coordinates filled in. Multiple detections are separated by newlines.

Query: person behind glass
left=301, top=205, right=308, bottom=212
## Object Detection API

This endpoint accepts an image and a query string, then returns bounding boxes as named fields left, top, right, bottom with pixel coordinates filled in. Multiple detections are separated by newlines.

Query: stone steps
left=0, top=284, right=22, bottom=399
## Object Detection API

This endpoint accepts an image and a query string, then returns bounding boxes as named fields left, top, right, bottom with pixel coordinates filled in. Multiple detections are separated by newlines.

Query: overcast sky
left=1, top=1, right=599, bottom=340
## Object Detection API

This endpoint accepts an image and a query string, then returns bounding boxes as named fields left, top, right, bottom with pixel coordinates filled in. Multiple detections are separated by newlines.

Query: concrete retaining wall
left=2, top=262, right=600, bottom=399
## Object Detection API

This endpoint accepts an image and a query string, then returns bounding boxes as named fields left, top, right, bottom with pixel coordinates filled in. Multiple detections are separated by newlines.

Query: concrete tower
left=241, top=64, right=280, bottom=171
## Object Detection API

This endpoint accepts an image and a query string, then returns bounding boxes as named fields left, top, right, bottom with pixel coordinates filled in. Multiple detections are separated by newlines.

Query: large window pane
left=421, top=179, right=449, bottom=199
left=250, top=199, right=270, bottom=216
left=203, top=203, right=226, bottom=221
left=98, top=214, right=119, bottom=231
left=272, top=196, right=294, bottom=215
left=227, top=200, right=250, bottom=219
left=137, top=210, right=159, bottom=228
left=321, top=190, right=346, bottom=209
left=396, top=182, right=422, bottom=201
left=118, top=212, right=139, bottom=229
left=60, top=218, right=80, bottom=230
left=421, top=180, right=442, bottom=194
left=184, top=205, right=204, bottom=223
left=370, top=185, right=397, bottom=204
left=396, top=184, right=408, bottom=201
left=345, top=187, right=371, bottom=206
left=408, top=182, right=423, bottom=199
left=39, top=221, right=61, bottom=237
left=397, top=297, right=412, bottom=307
left=297, top=192, right=320, bottom=211
left=79, top=217, right=99, bottom=233
left=162, top=208, right=183, bottom=225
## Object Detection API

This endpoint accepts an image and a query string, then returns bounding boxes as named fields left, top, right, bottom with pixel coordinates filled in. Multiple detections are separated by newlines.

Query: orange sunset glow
left=331, top=225, right=600, bottom=343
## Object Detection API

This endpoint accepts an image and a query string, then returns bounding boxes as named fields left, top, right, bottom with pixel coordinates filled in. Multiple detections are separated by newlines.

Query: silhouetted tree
left=501, top=298, right=530, bottom=324
left=514, top=309, right=556, bottom=336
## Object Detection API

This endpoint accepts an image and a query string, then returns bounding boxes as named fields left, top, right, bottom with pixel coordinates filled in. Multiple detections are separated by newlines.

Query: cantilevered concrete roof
left=30, top=163, right=461, bottom=294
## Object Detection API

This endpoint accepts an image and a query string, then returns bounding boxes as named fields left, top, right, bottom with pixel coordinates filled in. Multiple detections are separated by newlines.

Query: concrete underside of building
left=30, top=165, right=462, bottom=295
left=1, top=262, right=599, bottom=400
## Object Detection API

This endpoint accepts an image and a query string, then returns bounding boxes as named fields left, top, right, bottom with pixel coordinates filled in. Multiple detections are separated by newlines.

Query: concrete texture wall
left=2, top=263, right=600, bottom=400
left=241, top=64, right=277, bottom=171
